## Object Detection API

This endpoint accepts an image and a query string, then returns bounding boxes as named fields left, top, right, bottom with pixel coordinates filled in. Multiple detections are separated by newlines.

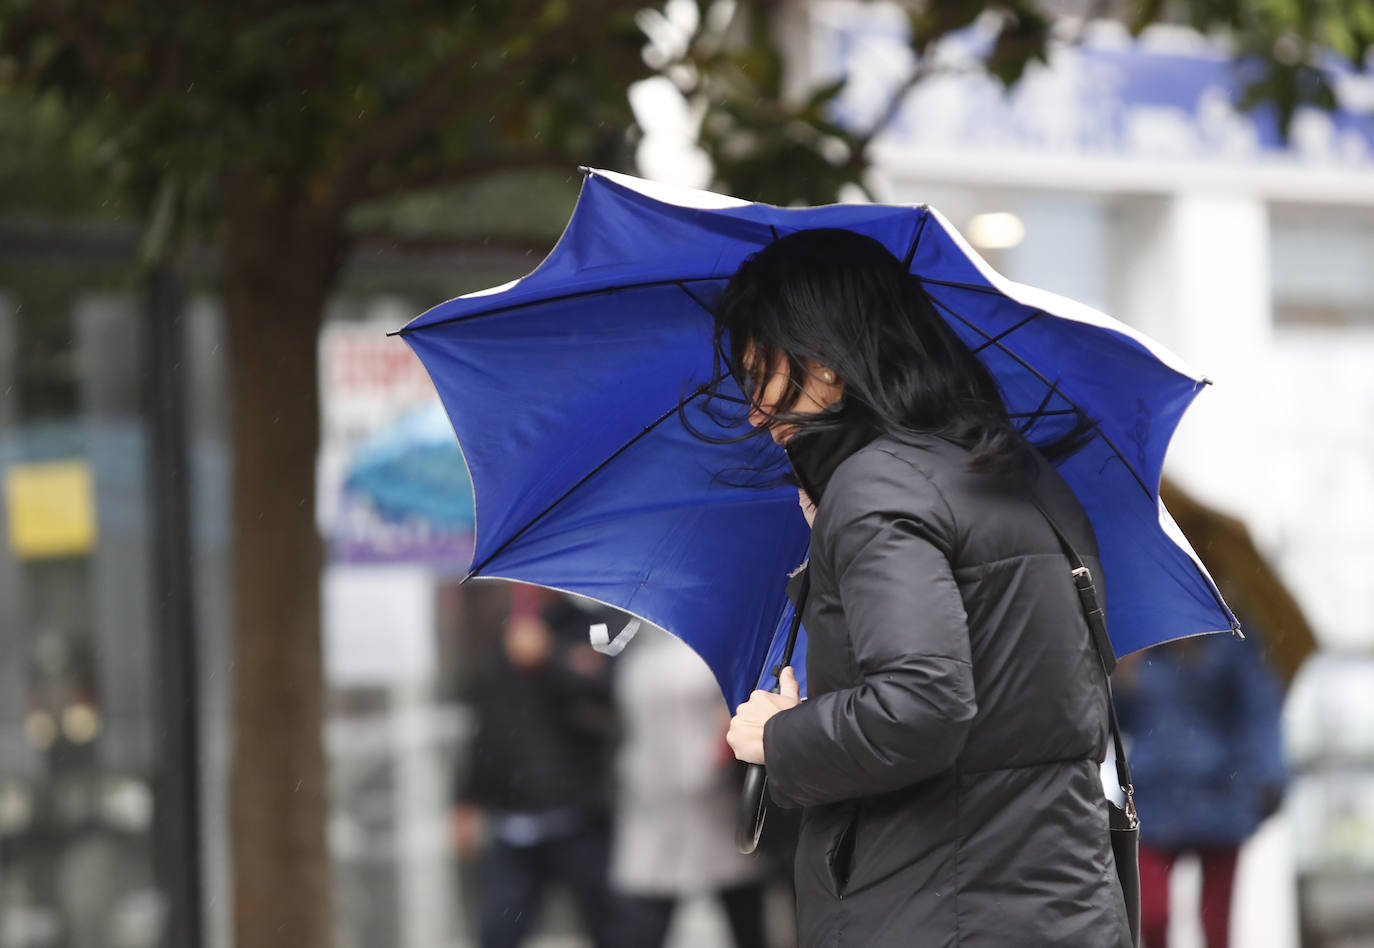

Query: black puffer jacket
left=763, top=432, right=1131, bottom=947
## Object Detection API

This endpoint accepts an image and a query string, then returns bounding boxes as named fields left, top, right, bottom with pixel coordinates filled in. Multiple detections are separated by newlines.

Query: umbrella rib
left=675, top=283, right=756, bottom=410
left=463, top=386, right=710, bottom=581
left=396, top=275, right=728, bottom=335
left=971, top=311, right=1043, bottom=354
left=924, top=294, right=1152, bottom=498
left=916, top=275, right=1005, bottom=296
left=399, top=263, right=1000, bottom=338
left=1007, top=408, right=1079, bottom=418
left=1013, top=379, right=1066, bottom=439
left=677, top=281, right=715, bottom=317
left=903, top=209, right=930, bottom=269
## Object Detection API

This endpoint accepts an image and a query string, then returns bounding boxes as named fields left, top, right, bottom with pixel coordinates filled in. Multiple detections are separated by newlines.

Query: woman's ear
left=796, top=360, right=843, bottom=412
left=811, top=362, right=844, bottom=403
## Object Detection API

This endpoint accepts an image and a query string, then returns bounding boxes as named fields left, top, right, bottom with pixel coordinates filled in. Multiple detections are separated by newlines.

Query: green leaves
left=3, top=0, right=1371, bottom=229
left=907, top=2, right=984, bottom=51
left=0, top=0, right=649, bottom=227
left=1319, top=0, right=1374, bottom=65
left=1237, top=58, right=1338, bottom=133
left=0, top=88, right=133, bottom=219
left=985, top=5, right=1051, bottom=88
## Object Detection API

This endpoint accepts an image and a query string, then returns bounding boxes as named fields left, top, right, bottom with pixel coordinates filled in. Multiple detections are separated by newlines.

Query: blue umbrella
left=398, top=169, right=1235, bottom=708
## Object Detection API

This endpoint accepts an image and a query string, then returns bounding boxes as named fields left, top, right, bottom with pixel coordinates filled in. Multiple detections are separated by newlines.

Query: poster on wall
left=318, top=308, right=474, bottom=571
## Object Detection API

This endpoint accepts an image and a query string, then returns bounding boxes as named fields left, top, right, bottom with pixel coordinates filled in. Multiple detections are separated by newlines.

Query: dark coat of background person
left=453, top=592, right=622, bottom=948
left=457, top=595, right=619, bottom=812
left=1115, top=631, right=1286, bottom=849
left=1121, top=478, right=1312, bottom=948
left=763, top=432, right=1132, bottom=948
left=1113, top=629, right=1285, bottom=948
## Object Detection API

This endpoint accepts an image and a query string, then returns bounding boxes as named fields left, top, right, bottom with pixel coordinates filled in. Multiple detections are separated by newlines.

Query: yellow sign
left=4, top=460, right=98, bottom=558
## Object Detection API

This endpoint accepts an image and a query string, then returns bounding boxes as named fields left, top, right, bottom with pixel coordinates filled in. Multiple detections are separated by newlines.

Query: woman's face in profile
left=741, top=343, right=843, bottom=445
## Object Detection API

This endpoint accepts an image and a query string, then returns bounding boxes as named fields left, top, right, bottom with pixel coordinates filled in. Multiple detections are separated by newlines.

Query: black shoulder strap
left=1027, top=494, right=1136, bottom=818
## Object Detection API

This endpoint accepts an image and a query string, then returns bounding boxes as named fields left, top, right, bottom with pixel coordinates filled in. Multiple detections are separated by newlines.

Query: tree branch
left=32, top=0, right=146, bottom=106
left=855, top=0, right=1113, bottom=158
left=855, top=56, right=941, bottom=153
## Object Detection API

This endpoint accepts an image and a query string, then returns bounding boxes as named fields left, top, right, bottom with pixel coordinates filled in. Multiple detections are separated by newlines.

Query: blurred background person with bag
left=1115, top=480, right=1315, bottom=948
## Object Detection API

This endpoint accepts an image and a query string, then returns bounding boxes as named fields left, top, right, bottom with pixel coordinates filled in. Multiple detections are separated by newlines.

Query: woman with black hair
left=716, top=229, right=1132, bottom=946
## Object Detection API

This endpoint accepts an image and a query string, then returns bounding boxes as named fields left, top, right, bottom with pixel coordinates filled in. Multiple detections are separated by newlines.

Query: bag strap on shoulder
left=1027, top=494, right=1137, bottom=826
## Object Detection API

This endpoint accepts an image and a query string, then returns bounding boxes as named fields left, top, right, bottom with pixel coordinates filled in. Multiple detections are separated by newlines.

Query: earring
left=822, top=370, right=835, bottom=383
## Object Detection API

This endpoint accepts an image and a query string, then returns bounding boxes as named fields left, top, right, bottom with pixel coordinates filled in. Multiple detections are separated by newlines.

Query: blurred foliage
left=347, top=168, right=582, bottom=243
left=687, top=5, right=863, bottom=204
left=665, top=0, right=1373, bottom=205
left=0, top=0, right=649, bottom=233
left=1, top=0, right=1368, bottom=225
left=0, top=90, right=132, bottom=220
left=1134, top=0, right=1374, bottom=131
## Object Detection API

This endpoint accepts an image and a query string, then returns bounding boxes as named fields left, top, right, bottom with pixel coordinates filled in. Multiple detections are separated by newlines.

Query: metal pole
left=144, top=258, right=205, bottom=948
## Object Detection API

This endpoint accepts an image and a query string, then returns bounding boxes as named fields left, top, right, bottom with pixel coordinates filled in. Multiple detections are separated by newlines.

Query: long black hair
left=700, top=227, right=1093, bottom=475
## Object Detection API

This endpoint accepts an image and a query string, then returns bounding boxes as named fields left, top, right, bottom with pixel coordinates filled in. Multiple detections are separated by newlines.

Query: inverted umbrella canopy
left=399, top=169, right=1235, bottom=707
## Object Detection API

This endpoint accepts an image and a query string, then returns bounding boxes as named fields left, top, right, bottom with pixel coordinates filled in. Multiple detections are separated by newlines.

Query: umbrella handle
left=734, top=677, right=783, bottom=855
left=736, top=568, right=809, bottom=855
left=736, top=762, right=768, bottom=854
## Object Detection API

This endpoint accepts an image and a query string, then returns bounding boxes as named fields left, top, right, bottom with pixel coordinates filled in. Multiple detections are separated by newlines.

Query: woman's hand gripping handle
left=732, top=667, right=801, bottom=853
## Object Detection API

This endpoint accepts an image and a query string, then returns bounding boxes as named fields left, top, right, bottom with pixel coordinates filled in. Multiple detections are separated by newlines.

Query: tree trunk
left=224, top=183, right=344, bottom=948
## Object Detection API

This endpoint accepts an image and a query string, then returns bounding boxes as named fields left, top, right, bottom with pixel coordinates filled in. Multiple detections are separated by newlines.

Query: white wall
left=1117, top=194, right=1274, bottom=521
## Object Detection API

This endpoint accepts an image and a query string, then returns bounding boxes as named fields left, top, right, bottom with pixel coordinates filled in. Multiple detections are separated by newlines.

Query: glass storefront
left=0, top=250, right=165, bottom=948
left=0, top=223, right=555, bottom=948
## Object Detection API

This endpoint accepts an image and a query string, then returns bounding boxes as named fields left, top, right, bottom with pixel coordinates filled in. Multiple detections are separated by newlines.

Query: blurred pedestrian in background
left=1116, top=480, right=1309, bottom=948
left=1116, top=634, right=1286, bottom=948
left=1159, top=480, right=1317, bottom=686
left=451, top=585, right=622, bottom=948
left=610, top=625, right=773, bottom=948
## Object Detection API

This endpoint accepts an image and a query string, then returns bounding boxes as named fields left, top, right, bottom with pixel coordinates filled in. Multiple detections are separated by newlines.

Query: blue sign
left=812, top=5, right=1374, bottom=167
